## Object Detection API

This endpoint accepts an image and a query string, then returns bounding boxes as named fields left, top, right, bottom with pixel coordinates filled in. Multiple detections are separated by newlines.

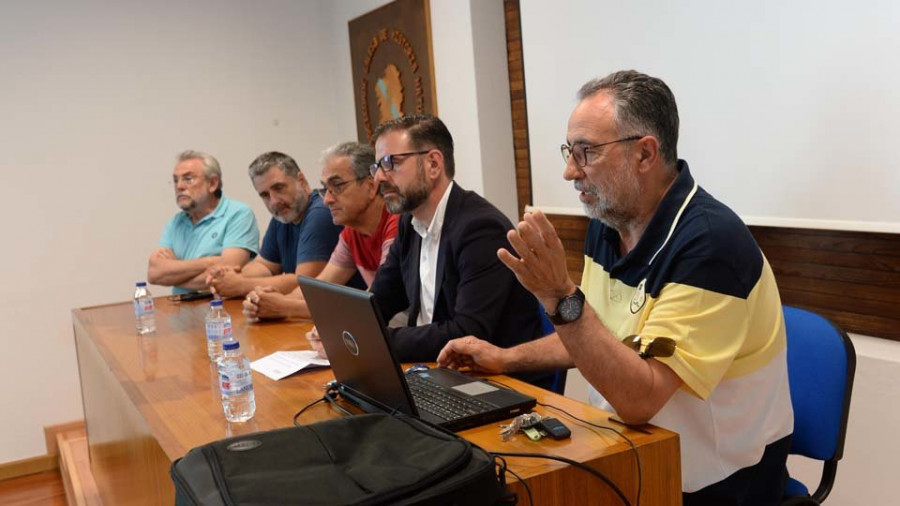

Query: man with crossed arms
left=149, top=150, right=258, bottom=294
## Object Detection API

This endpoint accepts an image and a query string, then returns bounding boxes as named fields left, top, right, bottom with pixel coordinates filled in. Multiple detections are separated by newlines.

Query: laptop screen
left=298, top=276, right=417, bottom=417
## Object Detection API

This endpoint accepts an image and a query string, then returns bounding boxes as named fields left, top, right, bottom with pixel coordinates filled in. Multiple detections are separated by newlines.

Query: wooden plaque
left=349, top=0, right=437, bottom=143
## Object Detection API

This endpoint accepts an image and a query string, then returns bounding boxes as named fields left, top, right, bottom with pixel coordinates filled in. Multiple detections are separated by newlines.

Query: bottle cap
left=136, top=281, right=147, bottom=287
left=210, top=299, right=223, bottom=307
left=223, top=340, right=240, bottom=351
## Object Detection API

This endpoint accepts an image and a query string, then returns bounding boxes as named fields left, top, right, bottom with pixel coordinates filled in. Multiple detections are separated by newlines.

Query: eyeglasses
left=314, top=176, right=369, bottom=198
left=171, top=175, right=202, bottom=186
left=625, top=335, right=676, bottom=359
left=560, top=136, right=643, bottom=167
left=368, top=150, right=430, bottom=177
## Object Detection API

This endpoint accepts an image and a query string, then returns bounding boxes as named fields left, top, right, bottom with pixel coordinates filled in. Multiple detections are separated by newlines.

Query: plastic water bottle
left=133, top=282, right=156, bottom=334
left=218, top=340, right=255, bottom=422
left=205, top=300, right=232, bottom=361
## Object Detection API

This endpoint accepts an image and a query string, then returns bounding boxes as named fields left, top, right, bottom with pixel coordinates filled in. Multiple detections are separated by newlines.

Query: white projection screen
left=520, top=0, right=900, bottom=233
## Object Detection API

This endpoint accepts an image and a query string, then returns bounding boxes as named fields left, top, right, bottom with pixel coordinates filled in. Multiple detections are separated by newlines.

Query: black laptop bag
left=171, top=413, right=513, bottom=505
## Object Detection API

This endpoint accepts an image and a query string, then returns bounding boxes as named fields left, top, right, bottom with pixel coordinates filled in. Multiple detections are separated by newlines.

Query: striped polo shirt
left=582, top=160, right=793, bottom=492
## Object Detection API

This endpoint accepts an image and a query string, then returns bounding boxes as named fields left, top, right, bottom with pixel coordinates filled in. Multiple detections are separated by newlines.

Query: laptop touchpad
left=452, top=382, right=498, bottom=396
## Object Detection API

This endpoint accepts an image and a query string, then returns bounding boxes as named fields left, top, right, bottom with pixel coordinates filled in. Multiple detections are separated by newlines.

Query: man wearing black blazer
left=368, top=115, right=551, bottom=386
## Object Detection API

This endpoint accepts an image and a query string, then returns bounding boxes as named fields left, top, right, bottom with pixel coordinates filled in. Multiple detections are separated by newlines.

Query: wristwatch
left=545, top=288, right=585, bottom=326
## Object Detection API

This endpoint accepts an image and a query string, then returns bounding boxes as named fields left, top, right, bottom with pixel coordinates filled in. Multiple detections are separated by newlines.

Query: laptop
left=298, top=276, right=537, bottom=432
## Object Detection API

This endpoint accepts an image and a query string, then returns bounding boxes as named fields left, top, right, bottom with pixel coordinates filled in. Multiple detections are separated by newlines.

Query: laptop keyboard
left=406, top=374, right=494, bottom=421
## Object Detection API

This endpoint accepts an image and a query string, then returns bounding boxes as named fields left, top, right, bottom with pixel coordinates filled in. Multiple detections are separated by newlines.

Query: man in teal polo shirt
left=148, top=150, right=260, bottom=294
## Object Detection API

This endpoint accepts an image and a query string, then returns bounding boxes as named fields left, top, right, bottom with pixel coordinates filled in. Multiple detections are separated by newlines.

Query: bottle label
left=134, top=298, right=155, bottom=317
left=219, top=364, right=253, bottom=396
left=205, top=320, right=233, bottom=342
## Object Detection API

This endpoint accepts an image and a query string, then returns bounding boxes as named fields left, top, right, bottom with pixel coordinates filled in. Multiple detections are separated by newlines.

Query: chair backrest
left=783, top=306, right=856, bottom=501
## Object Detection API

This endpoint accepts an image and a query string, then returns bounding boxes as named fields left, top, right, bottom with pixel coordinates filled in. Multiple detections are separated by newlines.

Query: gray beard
left=272, top=197, right=308, bottom=224
left=581, top=192, right=629, bottom=229
left=577, top=175, right=640, bottom=231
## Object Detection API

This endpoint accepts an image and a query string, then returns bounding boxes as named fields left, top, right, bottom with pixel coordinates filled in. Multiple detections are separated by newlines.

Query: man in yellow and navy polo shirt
left=438, top=70, right=793, bottom=504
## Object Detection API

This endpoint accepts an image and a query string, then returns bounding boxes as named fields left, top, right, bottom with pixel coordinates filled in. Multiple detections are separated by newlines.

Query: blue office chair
left=781, top=306, right=856, bottom=505
left=538, top=306, right=568, bottom=395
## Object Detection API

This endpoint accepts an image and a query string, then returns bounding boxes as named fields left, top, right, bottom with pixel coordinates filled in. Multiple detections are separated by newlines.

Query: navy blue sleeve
left=258, top=218, right=282, bottom=265
left=294, top=196, right=342, bottom=266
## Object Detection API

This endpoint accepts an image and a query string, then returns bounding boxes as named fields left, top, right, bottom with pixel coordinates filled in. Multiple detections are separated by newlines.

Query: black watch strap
left=545, top=287, right=585, bottom=326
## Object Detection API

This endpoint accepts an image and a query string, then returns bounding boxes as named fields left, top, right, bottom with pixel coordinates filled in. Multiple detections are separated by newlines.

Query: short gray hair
left=321, top=142, right=375, bottom=180
left=578, top=70, right=679, bottom=166
left=248, top=151, right=302, bottom=179
left=177, top=150, right=222, bottom=197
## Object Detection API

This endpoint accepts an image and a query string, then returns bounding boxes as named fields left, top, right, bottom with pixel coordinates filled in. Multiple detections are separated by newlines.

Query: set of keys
left=499, top=413, right=571, bottom=442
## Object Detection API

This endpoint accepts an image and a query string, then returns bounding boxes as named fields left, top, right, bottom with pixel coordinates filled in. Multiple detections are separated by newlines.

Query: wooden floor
left=0, top=470, right=67, bottom=506
left=0, top=428, right=101, bottom=506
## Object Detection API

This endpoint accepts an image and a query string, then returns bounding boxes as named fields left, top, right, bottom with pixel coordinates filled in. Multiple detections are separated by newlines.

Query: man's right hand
left=437, top=336, right=508, bottom=374
left=306, top=327, right=327, bottom=360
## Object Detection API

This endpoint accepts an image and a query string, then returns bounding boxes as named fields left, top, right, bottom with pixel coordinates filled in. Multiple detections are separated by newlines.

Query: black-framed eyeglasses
left=314, top=176, right=369, bottom=198
left=560, top=136, right=643, bottom=167
left=368, top=150, right=430, bottom=177
left=625, top=335, right=676, bottom=359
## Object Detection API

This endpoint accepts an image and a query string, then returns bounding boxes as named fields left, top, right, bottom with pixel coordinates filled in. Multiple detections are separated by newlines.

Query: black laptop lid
left=298, top=277, right=417, bottom=417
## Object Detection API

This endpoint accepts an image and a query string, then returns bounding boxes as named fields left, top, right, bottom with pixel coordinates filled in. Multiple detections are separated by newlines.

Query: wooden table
left=73, top=297, right=681, bottom=505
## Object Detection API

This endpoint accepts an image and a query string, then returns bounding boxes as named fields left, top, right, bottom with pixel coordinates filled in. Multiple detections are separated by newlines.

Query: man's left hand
left=252, top=287, right=292, bottom=319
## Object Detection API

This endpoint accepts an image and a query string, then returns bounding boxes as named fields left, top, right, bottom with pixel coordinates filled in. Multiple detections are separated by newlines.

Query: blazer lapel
left=433, top=184, right=461, bottom=304
left=406, top=226, right=423, bottom=322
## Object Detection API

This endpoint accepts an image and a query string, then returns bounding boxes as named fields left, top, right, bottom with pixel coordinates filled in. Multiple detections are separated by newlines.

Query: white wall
left=467, top=0, right=518, bottom=223
left=0, top=0, right=351, bottom=463
left=5, top=2, right=895, bottom=502
left=0, top=0, right=521, bottom=465
left=520, top=0, right=900, bottom=234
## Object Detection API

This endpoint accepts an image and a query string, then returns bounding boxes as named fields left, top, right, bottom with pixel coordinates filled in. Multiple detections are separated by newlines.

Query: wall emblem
left=349, top=0, right=437, bottom=142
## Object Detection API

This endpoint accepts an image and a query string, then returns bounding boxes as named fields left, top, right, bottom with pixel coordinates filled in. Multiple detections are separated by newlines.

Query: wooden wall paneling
left=537, top=213, right=900, bottom=342
left=750, top=226, right=900, bottom=341
left=503, top=0, right=532, bottom=219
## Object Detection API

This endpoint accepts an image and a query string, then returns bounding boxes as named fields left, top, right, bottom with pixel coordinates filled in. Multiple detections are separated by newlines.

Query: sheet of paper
left=250, top=350, right=330, bottom=381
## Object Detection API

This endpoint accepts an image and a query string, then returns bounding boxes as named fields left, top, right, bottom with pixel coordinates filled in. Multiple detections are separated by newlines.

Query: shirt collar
left=181, top=195, right=228, bottom=226
left=618, top=160, right=695, bottom=267
left=412, top=181, right=454, bottom=239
